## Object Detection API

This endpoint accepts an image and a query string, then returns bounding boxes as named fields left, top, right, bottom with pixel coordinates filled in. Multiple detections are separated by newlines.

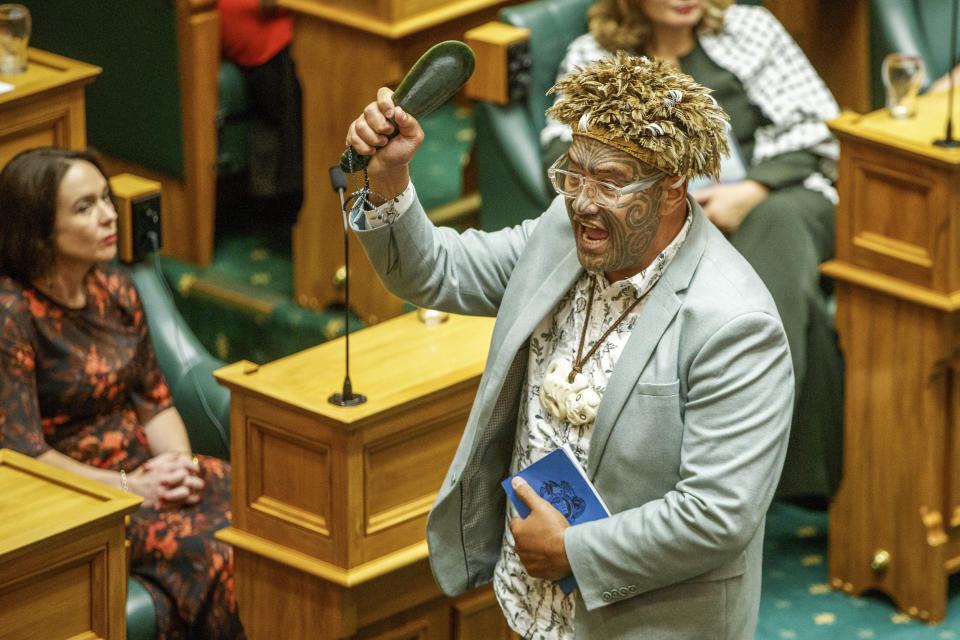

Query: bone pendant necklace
left=540, top=279, right=645, bottom=425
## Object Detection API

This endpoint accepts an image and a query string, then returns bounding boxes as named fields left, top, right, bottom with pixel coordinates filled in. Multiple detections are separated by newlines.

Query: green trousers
left=727, top=185, right=844, bottom=500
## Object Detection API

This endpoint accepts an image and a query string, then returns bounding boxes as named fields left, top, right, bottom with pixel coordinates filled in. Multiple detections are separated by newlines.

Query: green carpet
left=758, top=501, right=960, bottom=639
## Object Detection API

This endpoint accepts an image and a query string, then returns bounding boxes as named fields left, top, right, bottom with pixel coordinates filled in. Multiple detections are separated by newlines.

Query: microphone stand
left=935, top=0, right=960, bottom=148
left=328, top=165, right=366, bottom=406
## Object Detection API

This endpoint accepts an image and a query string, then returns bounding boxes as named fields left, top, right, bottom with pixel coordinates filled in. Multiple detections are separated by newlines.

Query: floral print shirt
left=493, top=213, right=691, bottom=639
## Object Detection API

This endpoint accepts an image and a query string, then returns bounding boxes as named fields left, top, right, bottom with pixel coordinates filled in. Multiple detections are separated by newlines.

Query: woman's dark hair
left=0, top=147, right=109, bottom=285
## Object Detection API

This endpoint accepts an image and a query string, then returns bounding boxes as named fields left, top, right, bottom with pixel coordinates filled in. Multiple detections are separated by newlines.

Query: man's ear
left=659, top=176, right=688, bottom=216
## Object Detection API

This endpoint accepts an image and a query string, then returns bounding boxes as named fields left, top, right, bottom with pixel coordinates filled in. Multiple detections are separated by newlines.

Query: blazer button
left=627, top=584, right=638, bottom=594
left=618, top=587, right=629, bottom=597
left=602, top=591, right=612, bottom=601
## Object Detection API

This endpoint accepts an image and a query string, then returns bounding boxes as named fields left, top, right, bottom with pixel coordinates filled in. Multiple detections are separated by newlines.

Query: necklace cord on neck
left=568, top=277, right=646, bottom=383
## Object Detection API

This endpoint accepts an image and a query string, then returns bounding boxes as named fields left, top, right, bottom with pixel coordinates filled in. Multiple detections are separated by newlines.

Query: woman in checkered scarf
left=543, top=0, right=843, bottom=503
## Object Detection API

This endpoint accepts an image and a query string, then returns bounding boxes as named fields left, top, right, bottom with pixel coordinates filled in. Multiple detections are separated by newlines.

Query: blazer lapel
left=486, top=247, right=582, bottom=385
left=587, top=201, right=709, bottom=479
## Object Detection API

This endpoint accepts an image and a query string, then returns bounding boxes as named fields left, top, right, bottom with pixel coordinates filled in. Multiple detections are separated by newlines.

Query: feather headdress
left=546, top=53, right=730, bottom=180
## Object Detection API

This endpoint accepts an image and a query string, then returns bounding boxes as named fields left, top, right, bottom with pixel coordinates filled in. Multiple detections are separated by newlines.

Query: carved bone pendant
left=539, top=357, right=596, bottom=423
left=565, top=386, right=601, bottom=426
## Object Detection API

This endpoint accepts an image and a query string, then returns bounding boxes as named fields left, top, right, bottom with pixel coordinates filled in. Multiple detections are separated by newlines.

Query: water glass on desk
left=881, top=53, right=925, bottom=119
left=0, top=4, right=30, bottom=75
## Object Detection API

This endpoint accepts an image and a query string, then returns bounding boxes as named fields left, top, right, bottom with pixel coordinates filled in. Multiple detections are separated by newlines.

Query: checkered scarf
left=542, top=5, right=840, bottom=200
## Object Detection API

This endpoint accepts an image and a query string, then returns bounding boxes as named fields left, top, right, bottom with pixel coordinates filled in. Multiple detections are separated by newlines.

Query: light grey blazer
left=353, top=194, right=794, bottom=639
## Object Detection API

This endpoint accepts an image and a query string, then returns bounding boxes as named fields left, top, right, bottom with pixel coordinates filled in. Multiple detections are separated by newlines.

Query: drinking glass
left=881, top=53, right=925, bottom=119
left=0, top=4, right=30, bottom=75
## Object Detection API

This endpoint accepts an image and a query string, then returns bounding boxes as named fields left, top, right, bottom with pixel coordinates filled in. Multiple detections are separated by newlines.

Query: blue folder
left=502, top=444, right=610, bottom=593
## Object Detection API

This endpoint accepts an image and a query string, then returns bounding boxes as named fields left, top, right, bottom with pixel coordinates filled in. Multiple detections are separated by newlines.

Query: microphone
left=340, top=40, right=476, bottom=172
left=935, top=0, right=960, bottom=148
left=330, top=163, right=348, bottom=194
left=328, top=164, right=366, bottom=407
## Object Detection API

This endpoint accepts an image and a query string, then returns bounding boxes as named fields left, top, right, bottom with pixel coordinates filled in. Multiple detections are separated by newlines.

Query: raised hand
left=345, top=87, right=424, bottom=195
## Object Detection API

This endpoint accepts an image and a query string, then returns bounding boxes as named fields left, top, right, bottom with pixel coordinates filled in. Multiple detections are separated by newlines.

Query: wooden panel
left=216, top=313, right=494, bottom=424
left=0, top=48, right=98, bottom=169
left=249, top=418, right=333, bottom=536
left=825, top=89, right=960, bottom=623
left=353, top=602, right=447, bottom=640
left=232, top=548, right=354, bottom=640
left=364, top=416, right=465, bottom=536
left=349, top=558, right=443, bottom=630
left=289, top=16, right=405, bottom=324
left=0, top=103, right=69, bottom=168
left=830, top=98, right=960, bottom=294
left=171, top=0, right=220, bottom=266
left=238, top=400, right=343, bottom=565
left=828, top=283, right=955, bottom=622
left=0, top=451, right=141, bottom=557
left=217, top=313, right=497, bottom=637
left=946, top=312, right=960, bottom=525
left=464, top=22, right=529, bottom=104
left=847, top=159, right=939, bottom=285
left=281, top=0, right=522, bottom=38
left=0, top=450, right=139, bottom=640
left=452, top=586, right=518, bottom=640
left=764, top=0, right=870, bottom=113
left=0, top=553, right=103, bottom=640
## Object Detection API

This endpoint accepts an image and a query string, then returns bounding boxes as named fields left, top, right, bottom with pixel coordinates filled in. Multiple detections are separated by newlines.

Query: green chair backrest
left=27, top=1, right=185, bottom=178
left=124, top=260, right=230, bottom=459
left=499, top=0, right=594, bottom=134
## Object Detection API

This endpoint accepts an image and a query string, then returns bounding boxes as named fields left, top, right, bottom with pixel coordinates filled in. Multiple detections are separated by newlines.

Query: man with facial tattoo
left=344, top=54, right=793, bottom=640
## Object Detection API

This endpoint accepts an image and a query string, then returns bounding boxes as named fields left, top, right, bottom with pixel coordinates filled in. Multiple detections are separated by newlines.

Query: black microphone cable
left=329, top=165, right=365, bottom=406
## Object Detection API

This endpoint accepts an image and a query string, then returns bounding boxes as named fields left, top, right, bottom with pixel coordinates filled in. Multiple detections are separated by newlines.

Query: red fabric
left=218, top=0, right=293, bottom=67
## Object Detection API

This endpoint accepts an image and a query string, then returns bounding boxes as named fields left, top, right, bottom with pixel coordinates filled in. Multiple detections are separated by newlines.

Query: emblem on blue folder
left=539, top=480, right=586, bottom=522
left=502, top=444, right=612, bottom=594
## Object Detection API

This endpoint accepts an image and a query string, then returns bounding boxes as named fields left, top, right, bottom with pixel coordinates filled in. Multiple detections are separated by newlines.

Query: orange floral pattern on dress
left=0, top=266, right=244, bottom=639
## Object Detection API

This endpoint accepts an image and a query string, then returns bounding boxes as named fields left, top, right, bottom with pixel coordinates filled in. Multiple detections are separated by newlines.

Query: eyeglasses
left=548, top=155, right=664, bottom=207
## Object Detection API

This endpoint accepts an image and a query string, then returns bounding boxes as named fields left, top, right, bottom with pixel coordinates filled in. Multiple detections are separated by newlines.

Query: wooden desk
left=279, top=0, right=522, bottom=325
left=823, top=92, right=960, bottom=623
left=0, top=48, right=100, bottom=170
left=0, top=449, right=142, bottom=640
left=215, top=311, right=517, bottom=639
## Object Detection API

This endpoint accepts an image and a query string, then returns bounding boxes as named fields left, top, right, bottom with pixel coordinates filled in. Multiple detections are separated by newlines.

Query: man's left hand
left=509, top=477, right=572, bottom=580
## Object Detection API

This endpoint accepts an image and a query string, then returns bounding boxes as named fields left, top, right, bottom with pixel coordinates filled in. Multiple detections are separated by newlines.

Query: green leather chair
left=122, top=257, right=232, bottom=640
left=869, top=0, right=960, bottom=109
left=474, top=0, right=593, bottom=232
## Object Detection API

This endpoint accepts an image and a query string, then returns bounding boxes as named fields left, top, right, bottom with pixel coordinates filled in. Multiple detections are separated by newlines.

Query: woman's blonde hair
left=588, top=0, right=733, bottom=54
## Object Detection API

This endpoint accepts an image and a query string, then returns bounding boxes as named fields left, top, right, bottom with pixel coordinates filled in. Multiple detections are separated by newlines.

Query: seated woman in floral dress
left=0, top=147, right=245, bottom=639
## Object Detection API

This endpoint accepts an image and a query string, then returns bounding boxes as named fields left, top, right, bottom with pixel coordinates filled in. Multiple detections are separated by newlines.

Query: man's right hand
left=345, top=87, right=424, bottom=199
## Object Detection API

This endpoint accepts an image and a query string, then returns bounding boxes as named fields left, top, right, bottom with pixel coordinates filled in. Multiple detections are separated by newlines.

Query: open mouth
left=578, top=221, right=609, bottom=250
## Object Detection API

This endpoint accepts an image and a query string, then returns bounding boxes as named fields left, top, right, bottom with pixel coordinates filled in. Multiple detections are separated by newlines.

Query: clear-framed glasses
left=548, top=154, right=663, bottom=207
